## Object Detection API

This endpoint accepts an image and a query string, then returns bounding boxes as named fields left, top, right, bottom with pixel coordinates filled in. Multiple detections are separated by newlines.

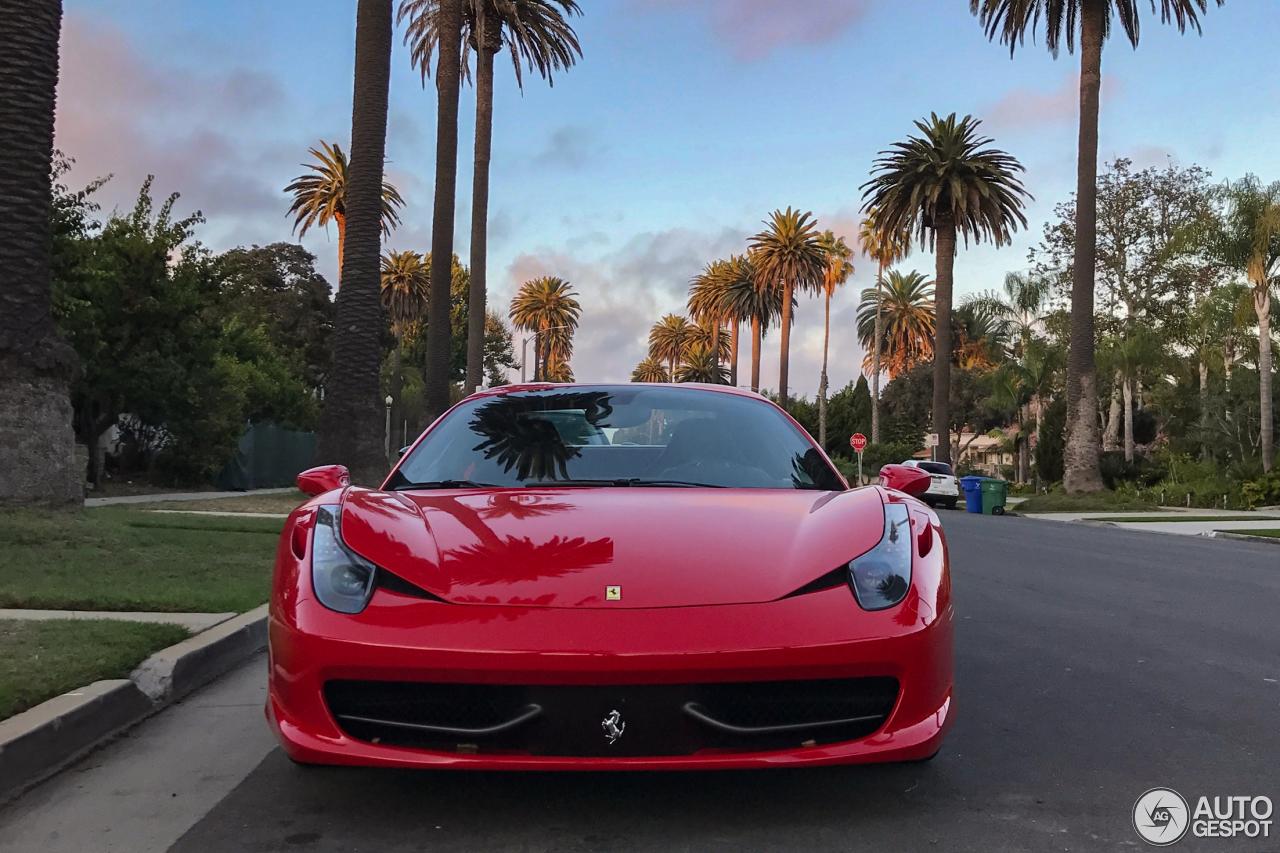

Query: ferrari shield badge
left=602, top=710, right=625, bottom=743
left=606, top=585, right=621, bottom=601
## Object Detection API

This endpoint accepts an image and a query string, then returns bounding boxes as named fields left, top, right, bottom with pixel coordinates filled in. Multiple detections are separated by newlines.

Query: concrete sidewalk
left=1021, top=508, right=1280, bottom=538
left=85, top=488, right=294, bottom=508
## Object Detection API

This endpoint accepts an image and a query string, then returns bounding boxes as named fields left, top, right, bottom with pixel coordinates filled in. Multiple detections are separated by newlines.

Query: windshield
left=916, top=462, right=954, bottom=476
left=387, top=387, right=845, bottom=491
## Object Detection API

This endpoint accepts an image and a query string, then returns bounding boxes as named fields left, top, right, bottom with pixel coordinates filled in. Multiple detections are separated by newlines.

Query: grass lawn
left=0, top=619, right=190, bottom=721
left=1083, top=515, right=1263, bottom=523
left=146, top=490, right=309, bottom=515
left=0, top=508, right=282, bottom=613
left=1015, top=491, right=1156, bottom=514
left=1221, top=529, right=1280, bottom=538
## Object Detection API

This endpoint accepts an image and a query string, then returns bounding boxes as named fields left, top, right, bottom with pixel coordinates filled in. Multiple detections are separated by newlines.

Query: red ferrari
left=267, top=383, right=953, bottom=770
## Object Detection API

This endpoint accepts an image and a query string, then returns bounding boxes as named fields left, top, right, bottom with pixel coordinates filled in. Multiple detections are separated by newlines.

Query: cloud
left=983, top=73, right=1122, bottom=134
left=629, top=0, right=872, bottom=61
left=532, top=124, right=599, bottom=170
left=54, top=13, right=303, bottom=246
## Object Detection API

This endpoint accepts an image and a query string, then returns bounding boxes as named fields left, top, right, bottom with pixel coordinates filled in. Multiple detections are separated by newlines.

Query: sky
left=56, top=0, right=1280, bottom=397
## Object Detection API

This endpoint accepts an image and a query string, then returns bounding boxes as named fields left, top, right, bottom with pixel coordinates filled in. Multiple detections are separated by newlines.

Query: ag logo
left=602, top=710, right=625, bottom=744
left=606, top=585, right=621, bottom=601
left=1134, top=788, right=1190, bottom=846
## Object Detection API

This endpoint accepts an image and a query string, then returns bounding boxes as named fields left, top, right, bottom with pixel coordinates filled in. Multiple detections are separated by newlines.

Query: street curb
left=0, top=604, right=268, bottom=804
left=1203, top=530, right=1280, bottom=545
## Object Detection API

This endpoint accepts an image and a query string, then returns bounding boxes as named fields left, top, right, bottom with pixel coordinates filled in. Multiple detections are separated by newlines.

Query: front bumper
left=267, top=585, right=953, bottom=770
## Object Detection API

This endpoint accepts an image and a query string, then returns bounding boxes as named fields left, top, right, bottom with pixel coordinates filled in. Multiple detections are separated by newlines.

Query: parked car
left=901, top=460, right=961, bottom=510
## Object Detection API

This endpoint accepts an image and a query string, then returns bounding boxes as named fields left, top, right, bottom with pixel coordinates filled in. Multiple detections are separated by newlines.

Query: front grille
left=324, top=677, right=899, bottom=757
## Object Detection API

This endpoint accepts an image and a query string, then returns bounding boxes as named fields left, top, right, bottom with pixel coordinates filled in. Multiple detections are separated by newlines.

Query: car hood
left=338, top=486, right=887, bottom=609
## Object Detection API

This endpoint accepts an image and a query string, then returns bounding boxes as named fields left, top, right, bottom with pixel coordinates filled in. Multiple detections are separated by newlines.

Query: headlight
left=311, top=504, right=378, bottom=614
left=847, top=502, right=913, bottom=611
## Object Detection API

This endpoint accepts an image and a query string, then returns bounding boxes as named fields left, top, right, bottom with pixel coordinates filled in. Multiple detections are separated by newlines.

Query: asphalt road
left=4, top=513, right=1279, bottom=852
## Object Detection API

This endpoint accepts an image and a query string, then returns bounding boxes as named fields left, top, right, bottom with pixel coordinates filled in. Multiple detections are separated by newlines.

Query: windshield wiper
left=623, top=479, right=727, bottom=488
left=392, top=480, right=501, bottom=491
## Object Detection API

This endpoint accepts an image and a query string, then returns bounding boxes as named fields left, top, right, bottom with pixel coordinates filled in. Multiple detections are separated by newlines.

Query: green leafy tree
left=863, top=112, right=1029, bottom=466
left=648, top=314, right=692, bottom=379
left=0, top=2, right=81, bottom=507
left=749, top=208, right=827, bottom=406
left=675, top=346, right=729, bottom=384
left=972, top=0, right=1224, bottom=492
left=718, top=253, right=782, bottom=392
left=687, top=260, right=732, bottom=383
left=632, top=357, right=669, bottom=383
left=510, top=276, right=580, bottom=381
left=399, top=0, right=582, bottom=394
left=381, top=250, right=430, bottom=440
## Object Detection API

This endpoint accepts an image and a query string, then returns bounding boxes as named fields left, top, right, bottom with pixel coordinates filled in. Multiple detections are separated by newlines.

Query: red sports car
left=267, top=383, right=953, bottom=770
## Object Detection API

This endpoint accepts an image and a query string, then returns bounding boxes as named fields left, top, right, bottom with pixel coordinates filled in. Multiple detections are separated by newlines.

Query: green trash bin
left=980, top=479, right=1008, bottom=515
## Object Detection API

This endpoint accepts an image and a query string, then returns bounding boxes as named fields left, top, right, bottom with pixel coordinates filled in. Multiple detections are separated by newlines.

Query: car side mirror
left=878, top=464, right=931, bottom=497
left=398, top=446, right=412, bottom=459
left=297, top=464, right=351, bottom=497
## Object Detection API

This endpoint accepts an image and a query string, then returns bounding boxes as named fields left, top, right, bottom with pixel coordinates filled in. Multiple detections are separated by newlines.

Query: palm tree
left=718, top=253, right=781, bottom=391
left=315, top=0, right=399, bottom=485
left=648, top=314, right=691, bottom=379
left=675, top=346, right=730, bottom=384
left=971, top=0, right=1223, bottom=491
left=686, top=319, right=731, bottom=364
left=510, top=276, right=580, bottom=381
left=817, top=231, right=854, bottom=447
left=632, top=357, right=669, bottom=383
left=1207, top=176, right=1280, bottom=471
left=1102, top=329, right=1165, bottom=463
left=688, top=260, right=732, bottom=383
left=381, top=251, right=430, bottom=441
left=749, top=209, right=827, bottom=407
left=399, top=0, right=583, bottom=395
left=856, top=270, right=936, bottom=379
left=862, top=113, right=1029, bottom=466
left=859, top=212, right=911, bottom=443
left=285, top=141, right=405, bottom=285
left=964, top=271, right=1051, bottom=356
left=0, top=0, right=81, bottom=507
left=423, top=0, right=465, bottom=420
left=987, top=362, right=1031, bottom=483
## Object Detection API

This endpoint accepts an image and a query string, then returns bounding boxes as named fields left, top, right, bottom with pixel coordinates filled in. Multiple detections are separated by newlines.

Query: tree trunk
left=818, top=290, right=831, bottom=447
left=335, top=213, right=346, bottom=288
left=1063, top=0, right=1106, bottom=492
left=1103, top=371, right=1122, bottom=451
left=316, top=0, right=393, bottom=486
left=871, top=259, right=884, bottom=444
left=778, top=281, right=793, bottom=407
left=424, top=0, right=463, bottom=420
left=464, top=7, right=497, bottom=395
left=729, top=322, right=739, bottom=386
left=1199, top=356, right=1209, bottom=460
left=1257, top=285, right=1274, bottom=471
left=1123, top=376, right=1134, bottom=464
left=750, top=315, right=762, bottom=393
left=711, top=323, right=721, bottom=383
left=1019, top=402, right=1031, bottom=484
left=390, top=319, right=403, bottom=458
left=933, top=221, right=956, bottom=466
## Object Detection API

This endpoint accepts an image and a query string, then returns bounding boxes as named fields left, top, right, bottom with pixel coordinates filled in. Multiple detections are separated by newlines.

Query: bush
left=1098, top=451, right=1161, bottom=489
left=1242, top=472, right=1280, bottom=509
left=1033, top=397, right=1066, bottom=484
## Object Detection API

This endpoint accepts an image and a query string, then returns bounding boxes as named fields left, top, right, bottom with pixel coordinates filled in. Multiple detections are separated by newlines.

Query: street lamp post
left=520, top=325, right=571, bottom=383
left=384, top=395, right=393, bottom=464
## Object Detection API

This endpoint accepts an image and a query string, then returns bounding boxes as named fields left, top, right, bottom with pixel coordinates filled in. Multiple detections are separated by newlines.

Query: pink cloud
left=630, top=0, right=872, bottom=61
left=983, top=73, right=1122, bottom=133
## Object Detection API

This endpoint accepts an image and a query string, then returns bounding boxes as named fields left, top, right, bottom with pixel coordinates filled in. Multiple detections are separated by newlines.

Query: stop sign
left=850, top=433, right=867, bottom=453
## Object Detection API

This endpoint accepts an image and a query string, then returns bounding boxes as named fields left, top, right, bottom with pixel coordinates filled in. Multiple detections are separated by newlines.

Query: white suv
left=901, top=460, right=961, bottom=510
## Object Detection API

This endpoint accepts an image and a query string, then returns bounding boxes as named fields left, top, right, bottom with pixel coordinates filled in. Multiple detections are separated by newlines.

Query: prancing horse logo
left=602, top=710, right=625, bottom=744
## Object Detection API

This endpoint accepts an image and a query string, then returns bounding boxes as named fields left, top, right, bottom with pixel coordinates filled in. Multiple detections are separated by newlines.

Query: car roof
left=464, top=382, right=770, bottom=402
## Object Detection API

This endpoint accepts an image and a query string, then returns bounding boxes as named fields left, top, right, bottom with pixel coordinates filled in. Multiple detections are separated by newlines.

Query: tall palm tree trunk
left=711, top=324, right=721, bottom=383
left=316, top=0, right=393, bottom=485
left=464, top=6, right=497, bottom=395
left=0, top=0, right=81, bottom=507
left=424, top=0, right=464, bottom=420
left=1122, top=376, right=1135, bottom=464
left=750, top=316, right=762, bottom=393
left=871, top=260, right=885, bottom=444
left=1063, top=0, right=1106, bottom=492
left=335, top=214, right=347, bottom=287
left=1257, top=285, right=1273, bottom=471
left=729, top=322, right=740, bottom=386
left=1198, top=357, right=1209, bottom=460
left=1019, top=402, right=1031, bottom=483
left=778, top=282, right=793, bottom=406
left=933, top=221, right=956, bottom=466
left=390, top=319, right=404, bottom=459
left=818, top=290, right=831, bottom=448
